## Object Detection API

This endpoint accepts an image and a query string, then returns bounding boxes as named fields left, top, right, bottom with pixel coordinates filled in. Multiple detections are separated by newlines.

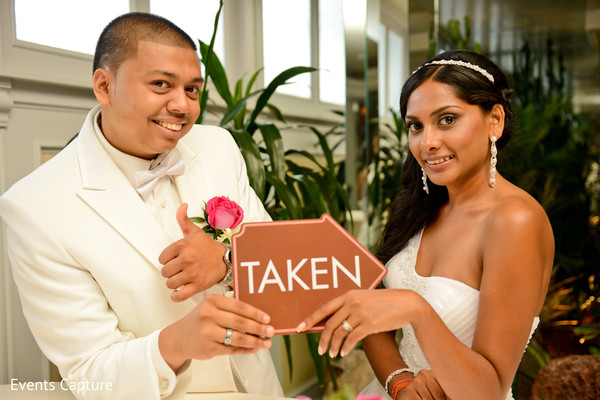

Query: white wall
left=0, top=77, right=98, bottom=384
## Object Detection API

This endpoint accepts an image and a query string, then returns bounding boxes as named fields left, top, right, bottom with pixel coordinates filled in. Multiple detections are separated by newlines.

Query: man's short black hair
left=93, top=12, right=197, bottom=74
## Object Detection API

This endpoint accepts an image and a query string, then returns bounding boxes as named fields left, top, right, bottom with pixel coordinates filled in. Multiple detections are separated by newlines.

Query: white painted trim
left=32, top=140, right=64, bottom=169
left=0, top=215, right=9, bottom=384
left=0, top=75, right=93, bottom=385
left=0, top=78, right=13, bottom=129
left=0, top=76, right=11, bottom=384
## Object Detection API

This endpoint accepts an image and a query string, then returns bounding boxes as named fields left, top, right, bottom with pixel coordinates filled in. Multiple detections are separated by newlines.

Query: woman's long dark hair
left=376, top=50, right=514, bottom=265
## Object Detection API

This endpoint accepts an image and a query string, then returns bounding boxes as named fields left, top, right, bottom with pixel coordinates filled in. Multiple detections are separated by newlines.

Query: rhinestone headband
left=415, top=59, right=495, bottom=83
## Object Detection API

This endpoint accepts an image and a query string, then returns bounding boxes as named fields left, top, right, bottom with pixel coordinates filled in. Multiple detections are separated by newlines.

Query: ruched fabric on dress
left=361, top=229, right=539, bottom=400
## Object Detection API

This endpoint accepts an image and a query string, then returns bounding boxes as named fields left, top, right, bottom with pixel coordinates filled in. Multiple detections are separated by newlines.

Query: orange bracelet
left=391, top=378, right=412, bottom=399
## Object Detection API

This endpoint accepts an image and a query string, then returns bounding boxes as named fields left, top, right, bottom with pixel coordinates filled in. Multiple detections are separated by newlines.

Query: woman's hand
left=296, top=289, right=425, bottom=357
left=396, top=370, right=448, bottom=400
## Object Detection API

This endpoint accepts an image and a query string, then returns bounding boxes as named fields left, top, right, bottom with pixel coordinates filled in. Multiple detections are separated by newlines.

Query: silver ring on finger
left=342, top=319, right=354, bottom=332
left=224, top=328, right=233, bottom=346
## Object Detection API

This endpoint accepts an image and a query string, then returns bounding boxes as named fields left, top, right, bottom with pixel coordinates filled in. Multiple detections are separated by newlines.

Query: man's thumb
left=176, top=203, right=200, bottom=237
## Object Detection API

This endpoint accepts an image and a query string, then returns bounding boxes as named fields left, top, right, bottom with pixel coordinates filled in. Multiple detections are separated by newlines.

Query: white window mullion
left=223, top=0, right=260, bottom=86
left=318, top=0, right=346, bottom=105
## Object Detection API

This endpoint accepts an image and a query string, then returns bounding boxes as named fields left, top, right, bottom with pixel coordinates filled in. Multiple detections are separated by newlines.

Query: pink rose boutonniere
left=190, top=196, right=244, bottom=244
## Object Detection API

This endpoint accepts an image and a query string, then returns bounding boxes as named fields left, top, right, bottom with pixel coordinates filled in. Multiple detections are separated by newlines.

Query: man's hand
left=159, top=203, right=228, bottom=302
left=158, top=294, right=274, bottom=372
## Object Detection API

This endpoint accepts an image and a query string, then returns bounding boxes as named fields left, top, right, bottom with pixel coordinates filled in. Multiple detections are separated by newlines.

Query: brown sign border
left=232, top=214, right=386, bottom=334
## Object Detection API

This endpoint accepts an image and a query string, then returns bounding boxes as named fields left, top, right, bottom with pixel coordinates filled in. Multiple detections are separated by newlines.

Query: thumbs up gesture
left=159, top=203, right=229, bottom=302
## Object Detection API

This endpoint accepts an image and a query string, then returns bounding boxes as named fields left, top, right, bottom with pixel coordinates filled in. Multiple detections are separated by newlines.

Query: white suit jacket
left=0, top=106, right=283, bottom=399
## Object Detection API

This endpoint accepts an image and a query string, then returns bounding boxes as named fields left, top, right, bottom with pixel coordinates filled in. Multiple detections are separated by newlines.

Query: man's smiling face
left=95, top=40, right=203, bottom=159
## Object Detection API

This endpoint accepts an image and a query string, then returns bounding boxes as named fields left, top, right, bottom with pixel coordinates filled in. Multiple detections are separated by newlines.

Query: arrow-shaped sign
left=232, top=214, right=386, bottom=334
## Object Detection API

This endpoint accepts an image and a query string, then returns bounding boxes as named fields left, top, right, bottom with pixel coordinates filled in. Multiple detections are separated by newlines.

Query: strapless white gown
left=361, top=229, right=539, bottom=400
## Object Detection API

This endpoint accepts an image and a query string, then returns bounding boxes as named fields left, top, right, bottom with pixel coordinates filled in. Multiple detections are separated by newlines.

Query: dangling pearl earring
left=489, top=136, right=497, bottom=188
left=421, top=167, right=429, bottom=194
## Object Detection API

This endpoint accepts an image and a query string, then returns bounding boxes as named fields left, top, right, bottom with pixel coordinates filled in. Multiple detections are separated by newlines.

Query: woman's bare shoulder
left=485, top=184, right=554, bottom=252
left=480, top=183, right=554, bottom=314
left=491, top=185, right=549, bottom=226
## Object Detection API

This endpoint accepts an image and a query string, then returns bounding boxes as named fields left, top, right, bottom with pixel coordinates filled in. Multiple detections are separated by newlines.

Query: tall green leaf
left=196, top=88, right=210, bottom=124
left=303, top=126, right=336, bottom=173
left=265, top=171, right=303, bottom=220
left=246, top=69, right=263, bottom=95
left=285, top=149, right=326, bottom=171
left=229, top=129, right=265, bottom=200
left=283, top=335, right=293, bottom=381
left=258, top=123, right=286, bottom=182
left=220, top=89, right=263, bottom=127
left=305, top=333, right=338, bottom=390
left=305, top=333, right=326, bottom=387
left=291, top=174, right=330, bottom=216
left=265, top=104, right=287, bottom=124
left=246, top=66, right=317, bottom=133
left=198, top=39, right=233, bottom=107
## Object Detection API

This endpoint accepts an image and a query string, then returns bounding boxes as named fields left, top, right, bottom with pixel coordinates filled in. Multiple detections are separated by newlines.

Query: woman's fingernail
left=340, top=349, right=347, bottom=357
left=266, top=326, right=274, bottom=336
left=263, top=314, right=270, bottom=324
left=296, top=322, right=306, bottom=333
left=318, top=345, right=325, bottom=355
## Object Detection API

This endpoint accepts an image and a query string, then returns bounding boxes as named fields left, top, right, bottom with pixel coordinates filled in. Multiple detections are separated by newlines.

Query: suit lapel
left=173, top=140, right=213, bottom=220
left=75, top=108, right=173, bottom=269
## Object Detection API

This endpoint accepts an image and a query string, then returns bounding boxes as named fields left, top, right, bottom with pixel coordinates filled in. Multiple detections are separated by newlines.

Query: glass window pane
left=379, top=24, right=387, bottom=116
left=387, top=29, right=404, bottom=114
left=150, top=0, right=225, bottom=64
left=319, top=0, right=346, bottom=105
left=15, top=0, right=129, bottom=55
left=262, top=0, right=311, bottom=98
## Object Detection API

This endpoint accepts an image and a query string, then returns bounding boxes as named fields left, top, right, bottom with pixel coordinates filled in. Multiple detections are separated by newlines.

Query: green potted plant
left=197, top=1, right=351, bottom=392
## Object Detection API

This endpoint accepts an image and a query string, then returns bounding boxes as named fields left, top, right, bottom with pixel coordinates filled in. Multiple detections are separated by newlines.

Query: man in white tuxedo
left=0, top=13, right=283, bottom=399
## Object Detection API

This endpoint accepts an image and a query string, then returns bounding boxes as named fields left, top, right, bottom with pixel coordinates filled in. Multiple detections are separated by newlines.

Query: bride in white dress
left=297, top=50, right=554, bottom=400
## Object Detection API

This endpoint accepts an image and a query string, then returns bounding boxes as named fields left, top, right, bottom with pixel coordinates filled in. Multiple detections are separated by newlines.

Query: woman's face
left=405, top=78, right=501, bottom=191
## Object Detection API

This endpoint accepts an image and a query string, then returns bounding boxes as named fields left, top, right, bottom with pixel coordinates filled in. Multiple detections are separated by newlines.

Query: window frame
left=379, top=0, right=410, bottom=120
left=256, top=0, right=345, bottom=123
left=1, top=0, right=406, bottom=126
left=0, top=0, right=94, bottom=89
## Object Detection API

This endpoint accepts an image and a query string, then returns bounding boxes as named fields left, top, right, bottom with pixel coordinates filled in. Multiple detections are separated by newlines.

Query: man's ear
left=93, top=68, right=112, bottom=105
left=488, top=103, right=505, bottom=140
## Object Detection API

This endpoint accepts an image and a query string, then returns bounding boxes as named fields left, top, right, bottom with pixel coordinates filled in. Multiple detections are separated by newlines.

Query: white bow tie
left=135, top=149, right=185, bottom=201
